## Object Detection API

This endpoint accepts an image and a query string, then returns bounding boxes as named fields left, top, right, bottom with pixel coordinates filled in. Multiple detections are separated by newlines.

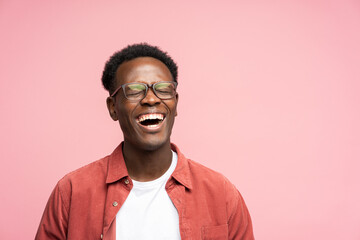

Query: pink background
left=1, top=0, right=360, bottom=239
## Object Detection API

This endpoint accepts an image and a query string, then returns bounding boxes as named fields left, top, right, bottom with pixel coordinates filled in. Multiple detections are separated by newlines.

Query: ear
left=106, top=97, right=118, bottom=121
left=175, top=93, right=179, bottom=117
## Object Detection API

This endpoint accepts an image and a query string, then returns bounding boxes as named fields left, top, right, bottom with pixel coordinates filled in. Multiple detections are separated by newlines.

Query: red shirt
left=36, top=143, right=254, bottom=240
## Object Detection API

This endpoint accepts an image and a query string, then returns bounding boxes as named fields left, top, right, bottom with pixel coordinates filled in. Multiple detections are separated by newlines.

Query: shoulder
left=184, top=158, right=242, bottom=205
left=172, top=143, right=233, bottom=188
left=186, top=158, right=234, bottom=188
left=56, top=156, right=110, bottom=196
left=59, top=156, right=109, bottom=183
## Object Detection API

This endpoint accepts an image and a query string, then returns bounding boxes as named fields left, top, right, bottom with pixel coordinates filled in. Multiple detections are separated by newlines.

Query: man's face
left=107, top=57, right=178, bottom=151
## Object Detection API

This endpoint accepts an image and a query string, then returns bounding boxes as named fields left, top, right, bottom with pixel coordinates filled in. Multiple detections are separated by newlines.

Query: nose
left=140, top=87, right=161, bottom=106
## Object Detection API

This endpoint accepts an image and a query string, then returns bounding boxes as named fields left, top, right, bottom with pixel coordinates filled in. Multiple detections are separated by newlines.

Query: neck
left=122, top=141, right=173, bottom=182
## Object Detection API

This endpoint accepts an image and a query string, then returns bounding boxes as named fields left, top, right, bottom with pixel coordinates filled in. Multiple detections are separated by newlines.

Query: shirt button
left=100, top=233, right=103, bottom=239
left=124, top=179, right=129, bottom=185
left=112, top=201, right=118, bottom=207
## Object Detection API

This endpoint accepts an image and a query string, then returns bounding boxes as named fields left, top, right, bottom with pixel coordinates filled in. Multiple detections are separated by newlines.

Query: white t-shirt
left=116, top=151, right=181, bottom=240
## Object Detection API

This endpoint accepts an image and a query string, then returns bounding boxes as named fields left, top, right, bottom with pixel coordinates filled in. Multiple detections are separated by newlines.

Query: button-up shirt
left=35, top=143, right=254, bottom=240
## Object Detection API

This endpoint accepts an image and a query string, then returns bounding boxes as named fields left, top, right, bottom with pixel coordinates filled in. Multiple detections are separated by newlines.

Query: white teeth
left=137, top=113, right=164, bottom=123
left=146, top=124, right=160, bottom=128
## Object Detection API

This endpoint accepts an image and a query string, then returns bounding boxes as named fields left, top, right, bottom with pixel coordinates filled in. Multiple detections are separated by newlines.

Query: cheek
left=172, top=105, right=178, bottom=118
left=164, top=99, right=178, bottom=113
left=116, top=103, right=138, bottom=125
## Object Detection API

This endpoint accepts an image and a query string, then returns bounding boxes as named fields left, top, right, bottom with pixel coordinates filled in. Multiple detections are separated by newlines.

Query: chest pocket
left=201, top=224, right=228, bottom=240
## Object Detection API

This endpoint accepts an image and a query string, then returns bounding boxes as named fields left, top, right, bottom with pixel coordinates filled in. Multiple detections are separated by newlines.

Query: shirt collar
left=170, top=143, right=193, bottom=190
left=106, top=143, right=128, bottom=184
left=105, top=142, right=193, bottom=190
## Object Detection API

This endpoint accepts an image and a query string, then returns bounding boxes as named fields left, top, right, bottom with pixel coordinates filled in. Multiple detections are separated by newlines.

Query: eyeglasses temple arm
left=110, top=85, right=123, bottom=97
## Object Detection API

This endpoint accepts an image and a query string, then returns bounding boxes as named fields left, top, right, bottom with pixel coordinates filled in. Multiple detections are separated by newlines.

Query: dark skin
left=106, top=57, right=178, bottom=182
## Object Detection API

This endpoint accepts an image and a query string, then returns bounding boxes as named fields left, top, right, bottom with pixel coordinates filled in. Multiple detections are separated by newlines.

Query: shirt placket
left=167, top=179, right=192, bottom=239
left=102, top=177, right=132, bottom=240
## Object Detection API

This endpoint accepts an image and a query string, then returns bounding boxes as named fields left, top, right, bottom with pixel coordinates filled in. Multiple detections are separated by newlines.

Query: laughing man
left=36, top=43, right=254, bottom=240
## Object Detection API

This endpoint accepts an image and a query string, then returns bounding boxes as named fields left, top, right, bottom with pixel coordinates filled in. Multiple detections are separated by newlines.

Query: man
left=36, top=43, right=254, bottom=239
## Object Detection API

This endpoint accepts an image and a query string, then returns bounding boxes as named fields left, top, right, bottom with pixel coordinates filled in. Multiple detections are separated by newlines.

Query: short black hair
left=101, top=43, right=178, bottom=94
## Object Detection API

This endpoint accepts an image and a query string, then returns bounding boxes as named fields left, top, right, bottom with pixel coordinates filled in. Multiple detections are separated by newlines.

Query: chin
left=136, top=137, right=170, bottom=151
left=123, top=129, right=172, bottom=152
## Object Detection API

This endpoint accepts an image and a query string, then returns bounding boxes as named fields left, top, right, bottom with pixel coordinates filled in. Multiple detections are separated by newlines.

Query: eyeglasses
left=110, top=81, right=178, bottom=101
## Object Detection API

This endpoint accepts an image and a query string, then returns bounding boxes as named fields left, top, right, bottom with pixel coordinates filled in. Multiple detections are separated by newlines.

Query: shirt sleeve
left=225, top=180, right=255, bottom=240
left=35, top=181, right=69, bottom=240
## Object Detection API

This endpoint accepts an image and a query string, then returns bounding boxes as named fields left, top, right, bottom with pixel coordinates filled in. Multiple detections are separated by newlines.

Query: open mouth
left=136, top=113, right=165, bottom=128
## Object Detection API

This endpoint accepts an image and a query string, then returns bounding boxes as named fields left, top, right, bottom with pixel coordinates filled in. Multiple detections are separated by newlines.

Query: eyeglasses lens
left=124, top=82, right=176, bottom=100
left=154, top=82, right=176, bottom=99
left=124, top=84, right=146, bottom=100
